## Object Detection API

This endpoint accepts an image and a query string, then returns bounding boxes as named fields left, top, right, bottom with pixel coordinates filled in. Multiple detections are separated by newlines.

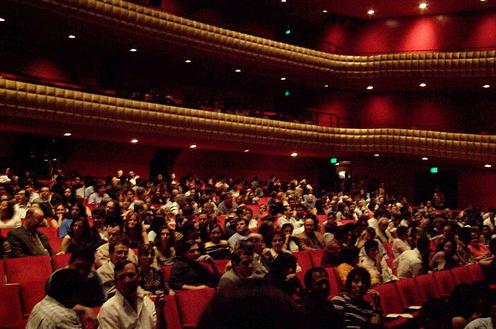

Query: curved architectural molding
left=11, top=0, right=496, bottom=82
left=1, top=78, right=495, bottom=161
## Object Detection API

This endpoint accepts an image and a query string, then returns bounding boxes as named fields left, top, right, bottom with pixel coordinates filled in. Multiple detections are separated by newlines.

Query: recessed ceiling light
left=373, top=153, right=380, bottom=157
left=322, top=10, right=328, bottom=13
left=281, top=77, right=286, bottom=81
left=0, top=18, right=5, bottom=22
left=483, top=84, right=490, bottom=88
left=68, top=34, right=76, bottom=39
left=484, top=164, right=492, bottom=168
left=419, top=82, right=427, bottom=87
left=185, top=59, right=192, bottom=63
left=366, top=85, right=374, bottom=90
left=290, top=152, right=298, bottom=157
left=419, top=2, right=428, bottom=9
left=189, top=144, right=197, bottom=149
left=244, top=149, right=250, bottom=153
left=367, top=9, right=375, bottom=15
left=130, top=139, right=138, bottom=143
left=480, top=0, right=487, bottom=2
left=129, top=48, right=137, bottom=52
left=281, top=0, right=286, bottom=3
left=421, top=157, right=429, bottom=161
left=63, top=132, right=72, bottom=137
left=235, top=69, right=241, bottom=73
left=324, top=84, right=329, bottom=88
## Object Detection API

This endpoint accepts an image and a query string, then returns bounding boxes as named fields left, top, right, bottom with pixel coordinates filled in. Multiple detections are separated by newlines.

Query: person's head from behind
left=345, top=267, right=371, bottom=299
left=396, top=226, right=409, bottom=240
left=231, top=243, right=254, bottom=279
left=114, top=260, right=140, bottom=300
left=340, top=246, right=360, bottom=266
left=269, top=252, right=297, bottom=280
left=68, top=247, right=96, bottom=279
left=304, top=267, right=330, bottom=300
left=364, top=239, right=379, bottom=260
left=198, top=280, right=300, bottom=329
left=109, top=236, right=130, bottom=264
left=46, top=269, right=84, bottom=308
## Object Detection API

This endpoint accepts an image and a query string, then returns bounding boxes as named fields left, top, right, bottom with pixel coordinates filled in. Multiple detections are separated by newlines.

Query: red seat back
left=0, top=259, right=5, bottom=284
left=374, top=283, right=405, bottom=315
left=325, top=267, right=343, bottom=298
left=161, top=265, right=173, bottom=284
left=4, top=256, right=52, bottom=283
left=20, top=280, right=47, bottom=315
left=163, top=295, right=182, bottom=329
left=176, top=288, right=216, bottom=328
left=293, top=251, right=313, bottom=276
left=450, top=266, right=472, bottom=286
left=432, top=270, right=456, bottom=297
left=308, top=249, right=325, bottom=268
left=52, top=253, right=71, bottom=270
left=213, top=259, right=230, bottom=274
left=0, top=284, right=25, bottom=328
left=415, top=274, right=440, bottom=302
left=395, top=278, right=423, bottom=307
left=466, top=263, right=486, bottom=282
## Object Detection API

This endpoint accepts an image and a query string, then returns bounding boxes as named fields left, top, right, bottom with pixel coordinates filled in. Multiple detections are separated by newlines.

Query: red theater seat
left=175, top=288, right=216, bottom=328
left=466, top=263, right=486, bottom=282
left=309, top=249, right=325, bottom=267
left=52, top=253, right=71, bottom=270
left=293, top=251, right=313, bottom=275
left=395, top=278, right=423, bottom=309
left=161, top=265, right=173, bottom=283
left=213, top=259, right=229, bottom=274
left=374, top=284, right=410, bottom=324
left=0, top=284, right=25, bottom=329
left=450, top=266, right=472, bottom=286
left=163, top=295, right=182, bottom=329
left=415, top=274, right=441, bottom=302
left=325, top=267, right=343, bottom=298
left=0, top=259, right=5, bottom=284
left=432, top=270, right=456, bottom=297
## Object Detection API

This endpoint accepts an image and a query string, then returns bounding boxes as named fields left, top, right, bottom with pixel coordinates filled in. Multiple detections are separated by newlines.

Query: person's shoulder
left=7, top=226, right=27, bottom=237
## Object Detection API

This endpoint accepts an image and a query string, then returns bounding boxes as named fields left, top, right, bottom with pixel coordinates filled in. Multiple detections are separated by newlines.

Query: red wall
left=458, top=169, right=496, bottom=209
left=319, top=11, right=496, bottom=54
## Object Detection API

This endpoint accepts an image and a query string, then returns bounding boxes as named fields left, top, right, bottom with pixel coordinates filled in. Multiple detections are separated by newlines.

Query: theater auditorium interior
left=0, top=0, right=496, bottom=328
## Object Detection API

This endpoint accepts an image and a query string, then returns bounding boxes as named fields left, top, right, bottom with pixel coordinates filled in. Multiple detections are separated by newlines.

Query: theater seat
left=308, top=249, right=325, bottom=267
left=175, top=288, right=216, bottom=328
left=374, top=283, right=411, bottom=328
left=450, top=266, right=472, bottom=286
left=161, top=265, right=173, bottom=283
left=466, top=263, right=486, bottom=282
left=0, top=284, right=25, bottom=329
left=0, top=259, right=5, bottom=284
left=395, top=278, right=423, bottom=309
left=52, top=253, right=71, bottom=270
left=293, top=251, right=313, bottom=275
left=432, top=270, right=456, bottom=297
left=163, top=295, right=182, bottom=329
left=325, top=267, right=342, bottom=298
left=415, top=274, right=440, bottom=302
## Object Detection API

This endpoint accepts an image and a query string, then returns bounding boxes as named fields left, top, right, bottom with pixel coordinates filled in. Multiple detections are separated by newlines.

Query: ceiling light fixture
left=281, top=77, right=286, bottom=81
left=244, top=149, right=250, bottom=153
left=324, top=84, right=329, bottom=88
left=484, top=164, right=492, bottom=168
left=421, top=157, right=429, bottom=161
left=235, top=69, right=241, bottom=73
left=419, top=82, right=427, bottom=87
left=0, top=18, right=5, bottom=22
left=419, top=2, right=428, bottom=9
left=68, top=34, right=76, bottom=39
left=281, top=0, right=286, bottom=2
left=322, top=10, right=328, bottom=13
left=189, top=144, right=197, bottom=149
left=483, top=84, right=490, bottom=88
left=373, top=153, right=380, bottom=157
left=130, top=139, right=138, bottom=143
left=185, top=59, right=192, bottom=63
left=290, top=152, right=298, bottom=157
left=63, top=132, right=72, bottom=137
left=129, top=48, right=137, bottom=52
left=367, top=9, right=375, bottom=15
left=366, top=85, right=374, bottom=90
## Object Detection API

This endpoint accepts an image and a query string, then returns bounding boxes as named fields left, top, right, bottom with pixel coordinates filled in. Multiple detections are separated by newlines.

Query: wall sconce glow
left=189, top=144, right=197, bottom=149
left=130, top=139, right=138, bottom=143
left=366, top=85, right=374, bottom=90
left=68, top=34, right=76, bottom=39
left=419, top=82, right=427, bottom=87
left=63, top=132, right=72, bottom=137
left=421, top=157, right=429, bottom=161
left=367, top=9, right=375, bottom=15
left=484, top=164, right=492, bottom=168
left=419, top=2, right=428, bottom=9
left=0, top=18, right=5, bottom=22
left=322, top=10, right=328, bottom=13
left=129, top=48, right=137, bottom=52
left=244, top=149, right=250, bottom=153
left=290, top=152, right=298, bottom=157
left=373, top=153, right=380, bottom=157
left=483, top=84, right=490, bottom=89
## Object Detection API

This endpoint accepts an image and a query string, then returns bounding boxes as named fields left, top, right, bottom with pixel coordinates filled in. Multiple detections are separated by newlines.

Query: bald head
left=24, top=206, right=45, bottom=231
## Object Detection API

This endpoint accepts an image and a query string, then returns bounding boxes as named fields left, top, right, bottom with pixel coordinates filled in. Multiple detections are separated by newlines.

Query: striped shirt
left=331, top=293, right=376, bottom=329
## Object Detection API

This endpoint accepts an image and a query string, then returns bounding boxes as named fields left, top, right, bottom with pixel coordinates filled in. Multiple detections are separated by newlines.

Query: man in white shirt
left=394, top=236, right=430, bottom=279
left=98, top=260, right=156, bottom=329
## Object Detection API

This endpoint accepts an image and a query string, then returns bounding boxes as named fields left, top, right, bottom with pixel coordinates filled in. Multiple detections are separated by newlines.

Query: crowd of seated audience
left=0, top=167, right=495, bottom=328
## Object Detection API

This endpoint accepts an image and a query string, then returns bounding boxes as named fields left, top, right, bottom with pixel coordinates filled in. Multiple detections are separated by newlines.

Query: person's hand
left=197, top=254, right=215, bottom=265
left=193, top=285, right=209, bottom=290
left=367, top=289, right=381, bottom=307
left=73, top=305, right=98, bottom=326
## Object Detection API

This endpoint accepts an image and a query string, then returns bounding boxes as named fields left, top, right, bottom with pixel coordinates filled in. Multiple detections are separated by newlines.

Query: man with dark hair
left=301, top=267, right=343, bottom=329
left=359, top=239, right=396, bottom=285
left=296, top=216, right=325, bottom=250
left=7, top=206, right=54, bottom=257
left=97, top=236, right=132, bottom=297
left=95, top=222, right=137, bottom=268
left=98, top=260, right=156, bottom=329
left=68, top=248, right=106, bottom=307
left=27, top=268, right=96, bottom=328
left=33, top=185, right=62, bottom=218
left=227, top=218, right=250, bottom=249
left=217, top=243, right=254, bottom=294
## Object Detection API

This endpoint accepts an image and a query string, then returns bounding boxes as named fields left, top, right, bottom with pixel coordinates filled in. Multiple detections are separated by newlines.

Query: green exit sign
left=330, top=157, right=338, bottom=164
left=430, top=167, right=439, bottom=174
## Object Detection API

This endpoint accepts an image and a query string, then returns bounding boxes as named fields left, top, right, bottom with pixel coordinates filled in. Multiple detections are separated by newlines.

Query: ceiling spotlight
left=244, top=149, right=250, bottom=153
left=281, top=0, right=286, bottom=2
left=290, top=152, right=298, bottom=157
left=367, top=9, right=375, bottom=15
left=480, top=0, right=487, bottom=2
left=189, top=144, right=197, bottom=149
left=129, top=48, right=137, bottom=52
left=235, top=69, right=241, bottom=73
left=366, top=85, right=374, bottom=90
left=373, top=153, right=380, bottom=157
left=280, top=77, right=286, bottom=81
left=0, top=18, right=5, bottom=22
left=483, top=84, right=490, bottom=88
left=68, top=34, right=76, bottom=39
left=322, top=10, right=328, bottom=13
left=421, top=157, right=429, bottom=161
left=130, top=139, right=138, bottom=143
left=63, top=132, right=72, bottom=137
left=185, top=59, right=192, bottom=63
left=419, top=82, right=427, bottom=87
left=324, top=84, right=329, bottom=88
left=419, top=2, right=428, bottom=9
left=484, top=164, right=492, bottom=168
